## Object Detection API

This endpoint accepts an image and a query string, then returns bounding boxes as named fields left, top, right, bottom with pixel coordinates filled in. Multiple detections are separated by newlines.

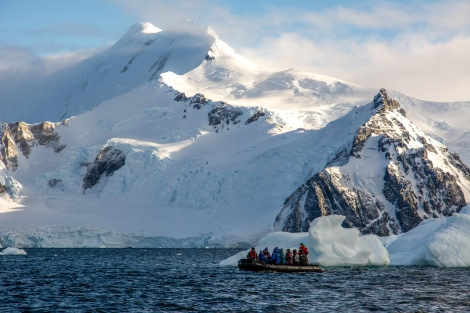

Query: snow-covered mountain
left=275, top=88, right=470, bottom=235
left=1, top=22, right=469, bottom=248
left=0, top=22, right=214, bottom=123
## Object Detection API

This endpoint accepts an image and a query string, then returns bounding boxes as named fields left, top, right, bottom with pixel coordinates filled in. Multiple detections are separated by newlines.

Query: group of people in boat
left=246, top=243, right=310, bottom=266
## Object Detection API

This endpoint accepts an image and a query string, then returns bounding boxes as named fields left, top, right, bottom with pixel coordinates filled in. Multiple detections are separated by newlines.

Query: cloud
left=3, top=0, right=468, bottom=102
left=200, top=0, right=470, bottom=102
left=0, top=46, right=41, bottom=70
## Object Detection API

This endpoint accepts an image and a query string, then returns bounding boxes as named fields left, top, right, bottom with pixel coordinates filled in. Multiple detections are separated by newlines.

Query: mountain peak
left=276, top=91, right=470, bottom=236
left=373, top=88, right=404, bottom=115
left=114, top=22, right=162, bottom=47
left=126, top=22, right=162, bottom=35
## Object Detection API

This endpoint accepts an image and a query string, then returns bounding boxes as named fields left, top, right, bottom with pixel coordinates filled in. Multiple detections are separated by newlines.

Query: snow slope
left=0, top=22, right=214, bottom=123
left=1, top=22, right=470, bottom=256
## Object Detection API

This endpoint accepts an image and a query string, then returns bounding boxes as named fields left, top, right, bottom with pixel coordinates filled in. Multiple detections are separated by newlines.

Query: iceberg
left=386, top=205, right=470, bottom=267
left=220, top=214, right=389, bottom=267
left=1, top=247, right=27, bottom=255
left=308, top=215, right=389, bottom=266
left=222, top=206, right=470, bottom=268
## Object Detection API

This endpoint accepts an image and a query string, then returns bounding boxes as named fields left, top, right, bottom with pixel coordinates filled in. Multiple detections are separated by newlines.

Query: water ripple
left=1, top=249, right=469, bottom=312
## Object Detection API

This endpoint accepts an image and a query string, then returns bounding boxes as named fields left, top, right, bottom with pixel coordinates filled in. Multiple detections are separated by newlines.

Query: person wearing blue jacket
left=258, top=250, right=268, bottom=262
left=262, top=247, right=271, bottom=261
left=270, top=247, right=281, bottom=265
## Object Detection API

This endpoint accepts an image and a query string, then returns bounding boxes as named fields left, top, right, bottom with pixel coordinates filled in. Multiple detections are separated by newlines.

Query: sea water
left=1, top=249, right=469, bottom=312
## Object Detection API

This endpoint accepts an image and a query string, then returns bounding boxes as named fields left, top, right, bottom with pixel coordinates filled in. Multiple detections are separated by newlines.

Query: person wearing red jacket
left=285, top=248, right=293, bottom=264
left=299, top=243, right=309, bottom=265
left=247, top=247, right=258, bottom=260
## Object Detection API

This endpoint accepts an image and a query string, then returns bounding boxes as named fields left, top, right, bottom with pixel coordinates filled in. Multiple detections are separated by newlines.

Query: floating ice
left=220, top=214, right=389, bottom=267
left=1, top=247, right=27, bottom=255
left=386, top=205, right=470, bottom=267
left=222, top=207, right=470, bottom=268
left=308, top=215, right=389, bottom=266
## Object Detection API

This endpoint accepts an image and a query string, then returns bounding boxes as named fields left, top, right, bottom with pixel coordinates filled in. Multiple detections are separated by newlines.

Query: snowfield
left=1, top=22, right=470, bottom=267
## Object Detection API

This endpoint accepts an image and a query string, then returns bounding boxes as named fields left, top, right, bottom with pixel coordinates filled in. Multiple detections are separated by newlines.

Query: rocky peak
left=373, top=88, right=403, bottom=114
left=0, top=121, right=66, bottom=171
left=0, top=124, right=18, bottom=171
left=352, top=89, right=408, bottom=158
left=275, top=90, right=470, bottom=236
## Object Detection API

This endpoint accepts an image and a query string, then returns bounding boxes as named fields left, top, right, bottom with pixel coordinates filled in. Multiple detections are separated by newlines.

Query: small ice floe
left=1, top=247, right=27, bottom=255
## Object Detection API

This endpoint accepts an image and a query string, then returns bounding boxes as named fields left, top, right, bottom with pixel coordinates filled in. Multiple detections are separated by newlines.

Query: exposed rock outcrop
left=208, top=103, right=243, bottom=132
left=0, top=121, right=65, bottom=171
left=83, top=146, right=126, bottom=191
left=275, top=89, right=470, bottom=236
left=174, top=90, right=258, bottom=131
left=1, top=125, right=19, bottom=171
left=245, top=110, right=266, bottom=125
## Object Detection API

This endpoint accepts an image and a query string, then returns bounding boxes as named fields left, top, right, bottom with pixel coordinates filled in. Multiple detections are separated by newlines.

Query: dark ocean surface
left=1, top=248, right=469, bottom=312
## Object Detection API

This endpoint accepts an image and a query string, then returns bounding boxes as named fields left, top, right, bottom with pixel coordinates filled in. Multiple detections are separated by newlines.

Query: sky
left=0, top=0, right=469, bottom=102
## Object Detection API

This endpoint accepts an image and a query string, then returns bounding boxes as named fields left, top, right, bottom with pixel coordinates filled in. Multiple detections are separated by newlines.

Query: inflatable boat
left=238, top=259, right=323, bottom=273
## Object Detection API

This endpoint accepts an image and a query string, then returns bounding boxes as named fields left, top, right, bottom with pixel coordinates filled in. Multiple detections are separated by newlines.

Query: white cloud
left=3, top=0, right=469, bottom=102
left=211, top=1, right=470, bottom=102
left=0, top=46, right=40, bottom=70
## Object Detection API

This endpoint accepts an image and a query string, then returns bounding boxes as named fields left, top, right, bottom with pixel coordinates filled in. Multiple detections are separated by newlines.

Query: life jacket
left=247, top=250, right=257, bottom=260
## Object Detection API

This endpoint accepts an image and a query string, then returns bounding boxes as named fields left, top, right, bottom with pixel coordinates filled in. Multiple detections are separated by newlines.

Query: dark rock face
left=82, top=146, right=126, bottom=191
left=208, top=103, right=243, bottom=132
left=174, top=90, right=254, bottom=131
left=275, top=169, right=385, bottom=234
left=30, top=122, right=66, bottom=153
left=48, top=178, right=64, bottom=189
left=275, top=89, right=470, bottom=236
left=245, top=110, right=266, bottom=125
left=0, top=121, right=65, bottom=171
left=149, top=51, right=171, bottom=81
left=0, top=125, right=18, bottom=171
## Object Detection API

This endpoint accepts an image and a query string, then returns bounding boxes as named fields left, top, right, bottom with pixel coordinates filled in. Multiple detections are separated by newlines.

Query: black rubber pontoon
left=238, top=259, right=323, bottom=273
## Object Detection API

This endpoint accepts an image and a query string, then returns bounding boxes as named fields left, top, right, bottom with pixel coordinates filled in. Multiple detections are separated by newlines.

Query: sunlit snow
left=1, top=22, right=470, bottom=266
